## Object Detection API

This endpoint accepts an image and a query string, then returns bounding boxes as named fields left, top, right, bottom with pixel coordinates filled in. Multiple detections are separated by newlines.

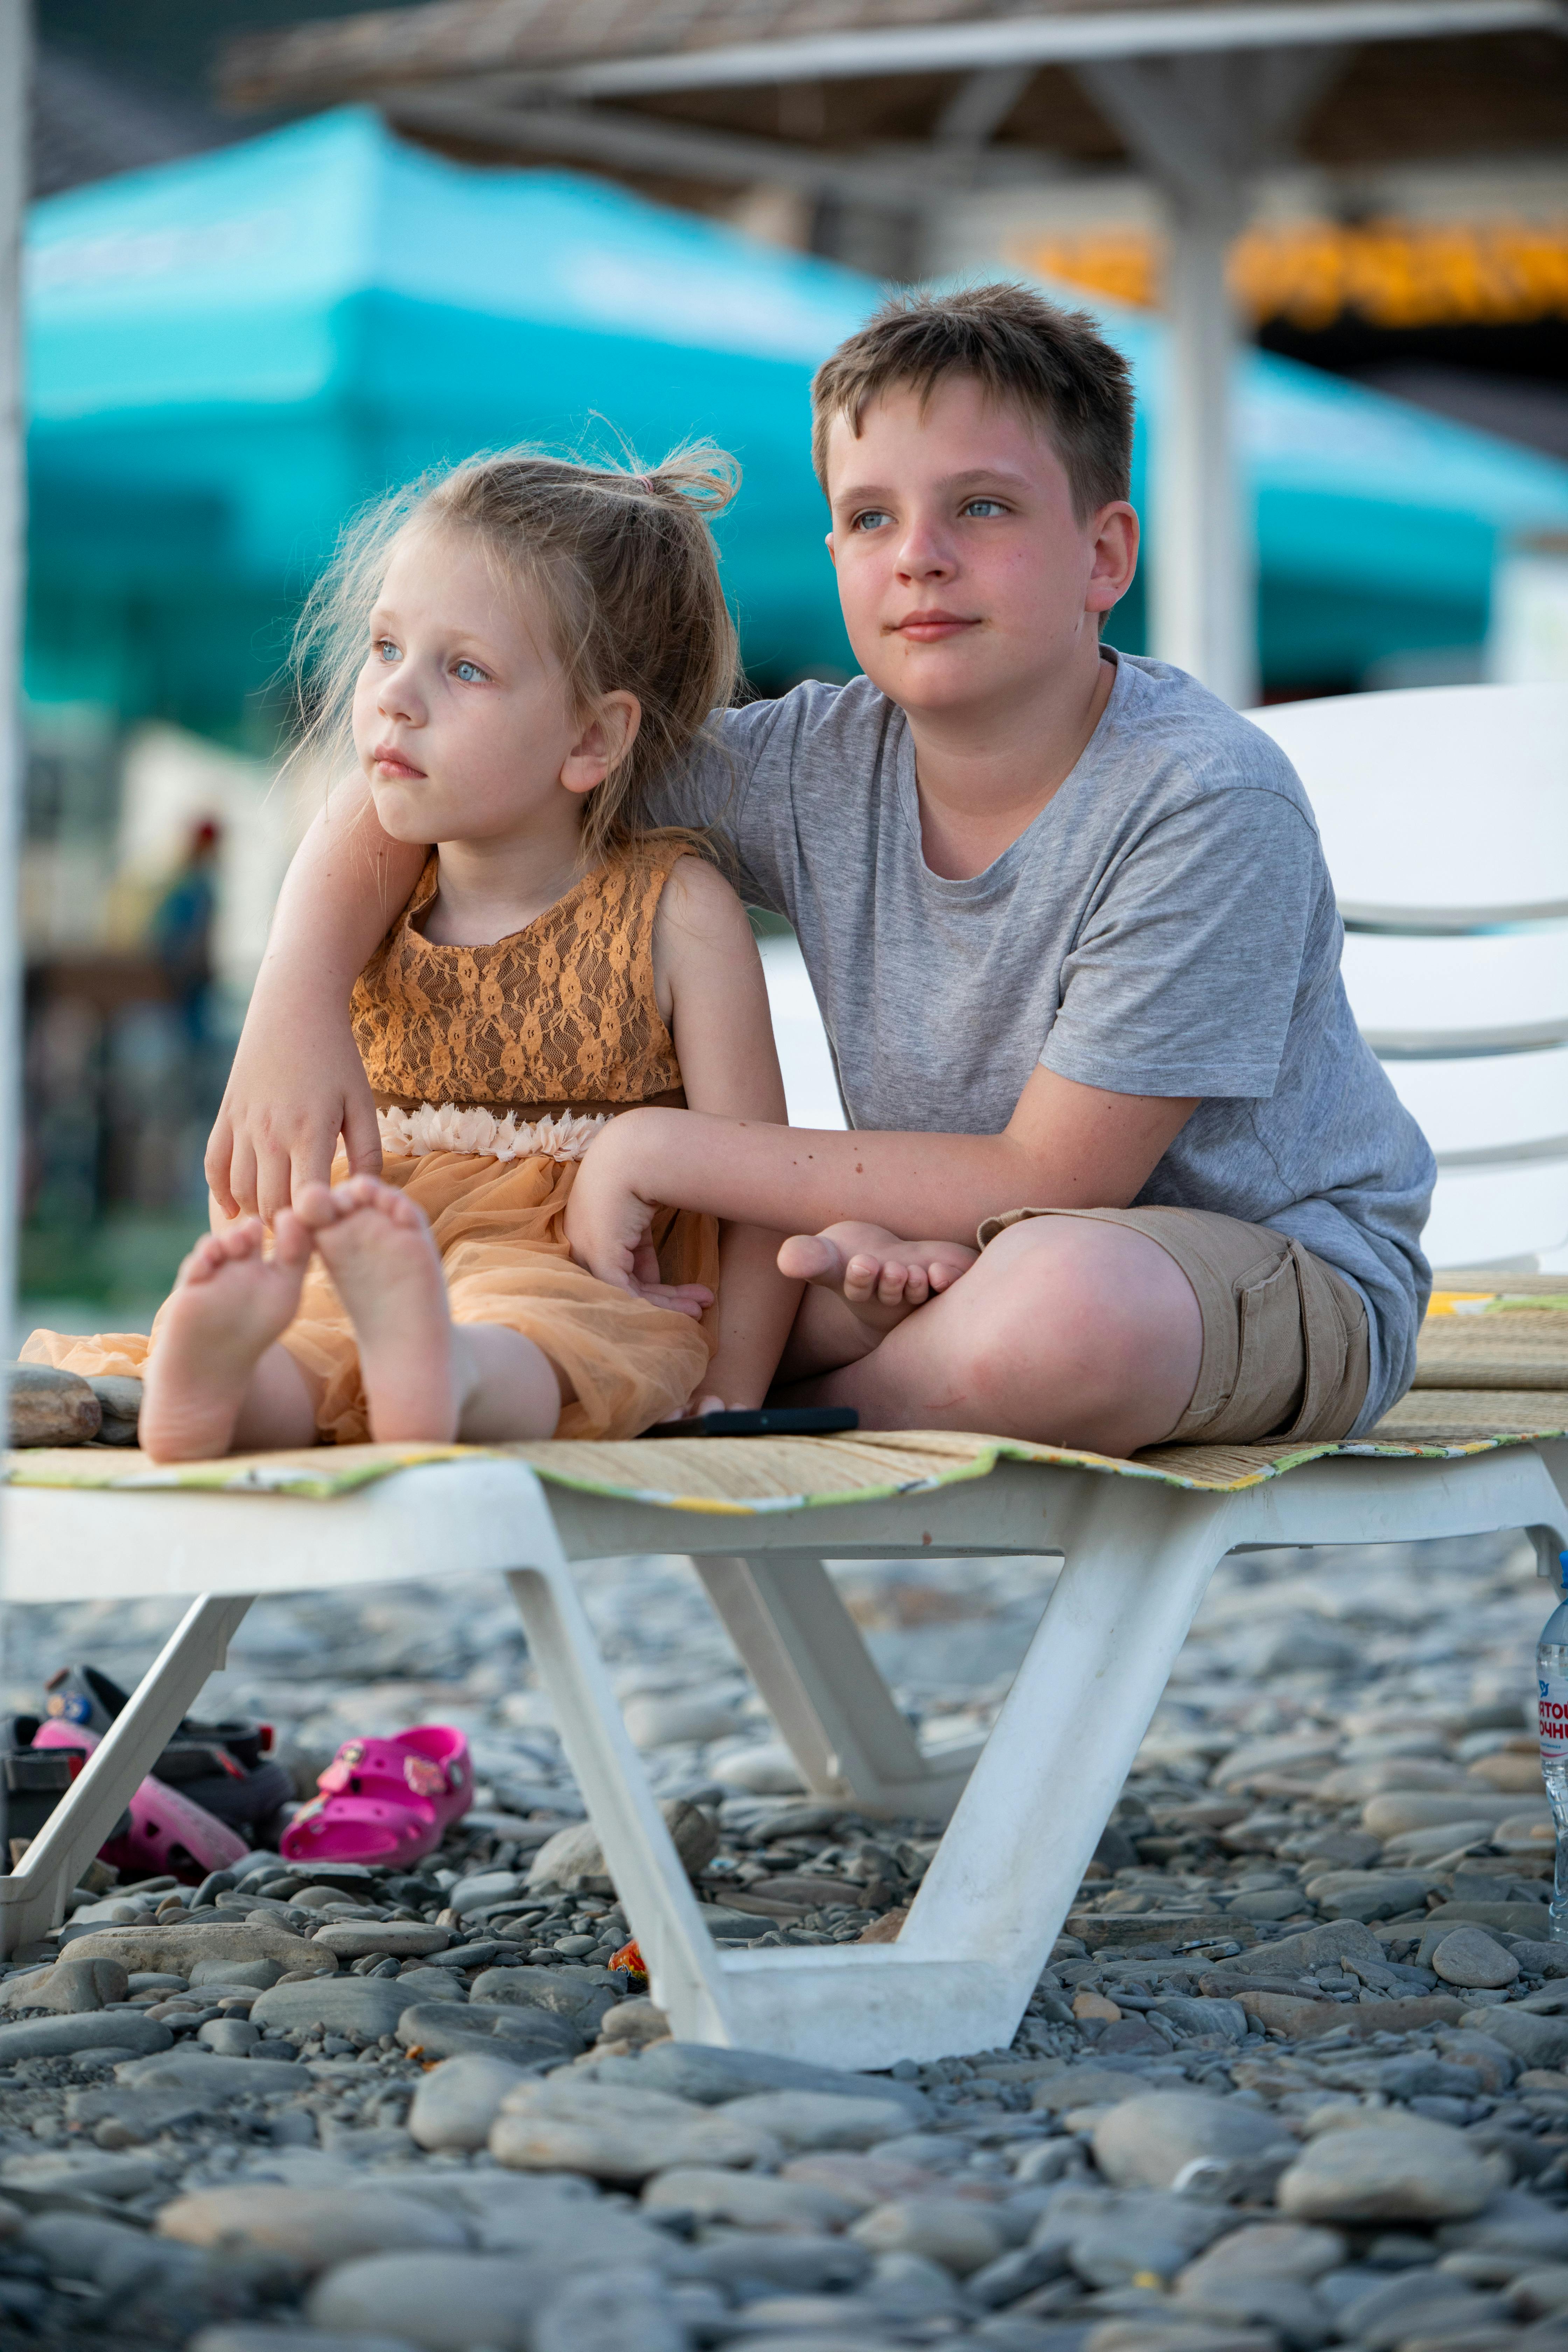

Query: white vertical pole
left=1152, top=192, right=1257, bottom=710
left=0, top=1, right=25, bottom=1366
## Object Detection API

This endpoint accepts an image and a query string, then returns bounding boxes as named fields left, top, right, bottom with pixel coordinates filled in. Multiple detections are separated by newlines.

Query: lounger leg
left=693, top=1551, right=982, bottom=1821
left=504, top=1564, right=731, bottom=2045
left=897, top=1481, right=1237, bottom=1998
left=0, top=1591, right=254, bottom=1956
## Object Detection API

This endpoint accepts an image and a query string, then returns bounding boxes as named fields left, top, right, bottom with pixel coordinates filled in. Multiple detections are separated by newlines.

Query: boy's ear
left=824, top=530, right=838, bottom=571
left=1086, top=503, right=1139, bottom=616
left=561, top=691, right=642, bottom=797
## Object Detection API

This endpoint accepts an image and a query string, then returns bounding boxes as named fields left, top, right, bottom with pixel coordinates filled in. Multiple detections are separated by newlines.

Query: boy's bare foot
left=296, top=1176, right=459, bottom=1442
left=777, top=1220, right=978, bottom=1335
left=140, top=1213, right=313, bottom=1462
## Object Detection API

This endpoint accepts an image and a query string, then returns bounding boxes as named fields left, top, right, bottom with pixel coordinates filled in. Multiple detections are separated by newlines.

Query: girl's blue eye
left=454, top=660, right=487, bottom=684
left=375, top=639, right=398, bottom=663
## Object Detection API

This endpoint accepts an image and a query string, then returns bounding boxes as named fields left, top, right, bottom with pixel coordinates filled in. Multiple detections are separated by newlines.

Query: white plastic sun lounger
left=4, top=1419, right=1567, bottom=2072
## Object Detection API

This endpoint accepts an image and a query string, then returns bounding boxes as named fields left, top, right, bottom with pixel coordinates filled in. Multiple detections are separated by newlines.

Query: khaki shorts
left=976, top=1204, right=1370, bottom=1446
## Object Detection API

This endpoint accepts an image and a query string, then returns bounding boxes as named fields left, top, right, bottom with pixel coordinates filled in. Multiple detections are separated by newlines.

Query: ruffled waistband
left=377, top=1101, right=609, bottom=1166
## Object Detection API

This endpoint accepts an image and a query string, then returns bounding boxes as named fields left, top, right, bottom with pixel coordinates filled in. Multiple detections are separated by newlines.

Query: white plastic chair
left=1248, top=682, right=1568, bottom=1270
left=5, top=684, right=1568, bottom=2072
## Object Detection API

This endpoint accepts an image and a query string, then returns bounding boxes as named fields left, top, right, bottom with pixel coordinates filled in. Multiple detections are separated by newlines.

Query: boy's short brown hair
left=811, top=281, right=1135, bottom=521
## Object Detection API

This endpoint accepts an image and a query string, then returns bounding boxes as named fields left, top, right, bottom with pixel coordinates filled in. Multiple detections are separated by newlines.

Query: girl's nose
left=379, top=666, right=424, bottom=724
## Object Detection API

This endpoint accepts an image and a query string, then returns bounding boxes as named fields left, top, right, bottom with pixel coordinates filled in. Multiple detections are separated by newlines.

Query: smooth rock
left=1176, top=2223, right=1347, bottom=2289
left=115, top=2051, right=298, bottom=2096
left=198, top=2018, right=260, bottom=2056
left=532, top=2264, right=687, bottom=2352
left=598, top=1996, right=670, bottom=2046
left=1236, top=1989, right=1464, bottom=2039
left=21, top=2210, right=204, bottom=2295
left=1362, top=1792, right=1548, bottom=1838
left=685, top=2235, right=871, bottom=2293
left=65, top=1919, right=334, bottom=1980
left=158, top=2184, right=467, bottom=2273
left=1302, top=1868, right=1437, bottom=1921
left=1462, top=2002, right=1568, bottom=2067
left=312, top=1922, right=453, bottom=1961
left=490, top=2076, right=782, bottom=2180
left=19, top=1956, right=130, bottom=2013
left=850, top=2195, right=1009, bottom=2276
left=447, top=1871, right=526, bottom=1917
left=1277, top=2119, right=1505, bottom=2224
left=396, top=2000, right=582, bottom=2064
left=1205, top=1918, right=1385, bottom=1976
left=468, top=1964, right=613, bottom=2028
left=635, top=2039, right=929, bottom=2112
left=251, top=1977, right=411, bottom=2042
left=719, top=2089, right=919, bottom=2150
left=643, top=2166, right=856, bottom=2231
left=623, top=1690, right=743, bottom=1749
left=1432, top=1927, right=1522, bottom=1988
left=1032, top=2067, right=1158, bottom=2113
left=409, top=2053, right=532, bottom=2152
left=1438, top=2189, right=1568, bottom=2262
left=708, top=1740, right=808, bottom=1794
left=308, top=2254, right=538, bottom=2350
left=527, top=1799, right=718, bottom=1891
left=0, top=2150, right=167, bottom=2208
left=190, top=2333, right=418, bottom=2352
left=8, top=1362, right=101, bottom=1444
left=1093, top=2091, right=1293, bottom=2193
left=188, top=1957, right=284, bottom=1990
left=0, top=2010, right=172, bottom=2062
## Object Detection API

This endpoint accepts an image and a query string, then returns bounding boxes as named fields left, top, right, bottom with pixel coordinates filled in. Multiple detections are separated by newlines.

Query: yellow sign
left=1011, top=219, right=1568, bottom=330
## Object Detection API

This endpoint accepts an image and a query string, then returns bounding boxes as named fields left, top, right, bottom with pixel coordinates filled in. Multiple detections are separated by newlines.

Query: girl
left=27, top=446, right=800, bottom=1461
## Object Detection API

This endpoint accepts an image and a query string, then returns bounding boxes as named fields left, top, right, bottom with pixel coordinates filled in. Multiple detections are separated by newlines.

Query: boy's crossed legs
left=776, top=1215, right=1203, bottom=1461
left=140, top=1179, right=572, bottom=1463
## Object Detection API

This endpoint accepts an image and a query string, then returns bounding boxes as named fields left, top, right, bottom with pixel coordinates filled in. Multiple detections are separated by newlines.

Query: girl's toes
left=842, top=1253, right=880, bottom=1303
left=294, top=1181, right=340, bottom=1230
left=273, top=1207, right=313, bottom=1267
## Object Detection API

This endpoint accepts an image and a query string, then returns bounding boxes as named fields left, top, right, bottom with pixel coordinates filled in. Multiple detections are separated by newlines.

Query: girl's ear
left=560, top=691, right=643, bottom=798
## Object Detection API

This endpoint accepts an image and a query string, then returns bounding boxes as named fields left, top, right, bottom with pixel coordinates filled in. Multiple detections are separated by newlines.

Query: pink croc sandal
left=29, top=1717, right=248, bottom=1880
left=281, top=1727, right=471, bottom=1868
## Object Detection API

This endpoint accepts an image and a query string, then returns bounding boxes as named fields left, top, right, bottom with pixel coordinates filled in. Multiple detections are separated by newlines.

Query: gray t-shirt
left=651, top=652, right=1434, bottom=1434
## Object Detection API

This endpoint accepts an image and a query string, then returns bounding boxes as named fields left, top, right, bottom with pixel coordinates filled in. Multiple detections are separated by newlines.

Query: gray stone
left=681, top=2235, right=870, bottom=2296
left=21, top=2211, right=204, bottom=2296
left=0, top=2150, right=168, bottom=2209
left=309, top=2254, right=538, bottom=2350
left=1031, top=2067, right=1156, bottom=2113
left=1337, top=2270, right=1508, bottom=2350
left=189, top=1958, right=284, bottom=1990
left=1092, top=2092, right=1293, bottom=2194
left=1432, top=1927, right=1521, bottom=1989
left=190, top=2333, right=418, bottom=2352
left=88, top=1374, right=143, bottom=1441
left=598, top=1996, right=670, bottom=2047
left=623, top=1690, right=742, bottom=1749
left=1463, top=2002, right=1568, bottom=2068
left=1437, top=2190, right=1568, bottom=2262
left=198, top=2018, right=261, bottom=2056
left=468, top=1964, right=613, bottom=2029
left=312, top=1922, right=452, bottom=1961
left=1277, top=2119, right=1505, bottom=2224
left=0, top=2010, right=172, bottom=2062
left=251, top=1977, right=411, bottom=2042
left=635, top=2039, right=929, bottom=2112
left=532, top=2266, right=687, bottom=2352
left=490, top=2076, right=784, bottom=2180
left=1176, top=2223, right=1347, bottom=2290
left=849, top=2196, right=1009, bottom=2276
left=19, top=1956, right=129, bottom=2013
left=395, top=1999, right=582, bottom=2064
left=65, top=2084, right=230, bottom=2141
left=719, top=2089, right=919, bottom=2150
left=1204, top=1919, right=1384, bottom=1977
left=65, top=1918, right=335, bottom=1980
left=643, top=2165, right=857, bottom=2231
left=1224, top=1886, right=1307, bottom=1921
left=392, top=1968, right=465, bottom=2002
left=409, top=2053, right=533, bottom=2152
left=1151, top=1997, right=1248, bottom=2043
left=1302, top=1869, right=1438, bottom=1921
left=158, top=2184, right=468, bottom=2273
left=528, top=1799, right=719, bottom=1891
left=8, top=1361, right=101, bottom=1444
left=447, top=1871, right=526, bottom=1917
left=115, top=2051, right=299, bottom=2096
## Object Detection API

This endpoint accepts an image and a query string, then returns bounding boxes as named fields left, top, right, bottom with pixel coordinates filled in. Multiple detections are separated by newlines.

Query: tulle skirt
left=24, top=1148, right=719, bottom=1446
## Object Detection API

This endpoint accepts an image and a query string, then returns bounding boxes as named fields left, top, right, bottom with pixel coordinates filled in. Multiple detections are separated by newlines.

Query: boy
left=210, top=284, right=1434, bottom=1457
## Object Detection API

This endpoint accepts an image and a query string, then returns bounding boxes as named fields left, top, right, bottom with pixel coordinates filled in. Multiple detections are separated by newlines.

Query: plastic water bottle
left=1539, top=1550, right=1568, bottom=1939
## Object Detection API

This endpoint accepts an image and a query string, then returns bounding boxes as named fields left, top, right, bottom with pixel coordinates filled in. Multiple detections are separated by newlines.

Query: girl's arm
left=652, top=858, right=802, bottom=1410
left=208, top=779, right=427, bottom=1219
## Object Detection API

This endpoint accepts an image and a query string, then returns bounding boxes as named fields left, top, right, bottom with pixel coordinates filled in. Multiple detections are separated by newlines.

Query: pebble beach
left=4, top=1525, right=1568, bottom=2352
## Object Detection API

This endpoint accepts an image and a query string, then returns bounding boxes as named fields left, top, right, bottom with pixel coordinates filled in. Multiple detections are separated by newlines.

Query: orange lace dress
left=27, top=846, right=720, bottom=1444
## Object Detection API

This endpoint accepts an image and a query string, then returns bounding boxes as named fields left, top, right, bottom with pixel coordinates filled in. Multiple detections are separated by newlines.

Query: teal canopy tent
left=25, top=106, right=1568, bottom=730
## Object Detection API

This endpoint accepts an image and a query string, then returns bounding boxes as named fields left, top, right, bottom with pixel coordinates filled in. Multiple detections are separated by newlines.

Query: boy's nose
left=896, top=521, right=954, bottom=579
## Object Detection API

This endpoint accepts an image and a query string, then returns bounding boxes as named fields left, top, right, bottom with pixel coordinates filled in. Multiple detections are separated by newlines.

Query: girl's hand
left=207, top=1011, right=382, bottom=1222
left=565, top=1120, right=664, bottom=1293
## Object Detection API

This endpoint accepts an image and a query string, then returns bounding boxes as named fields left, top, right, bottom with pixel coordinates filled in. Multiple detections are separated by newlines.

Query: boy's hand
left=207, top=1022, right=382, bottom=1222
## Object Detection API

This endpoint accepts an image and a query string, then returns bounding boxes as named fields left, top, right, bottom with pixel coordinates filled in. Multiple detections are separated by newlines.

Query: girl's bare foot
left=777, top=1220, right=978, bottom=1335
left=140, top=1214, right=313, bottom=1462
left=296, top=1176, right=460, bottom=1441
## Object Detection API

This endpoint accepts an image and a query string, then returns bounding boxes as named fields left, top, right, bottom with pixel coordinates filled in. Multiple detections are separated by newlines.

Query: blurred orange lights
left=1011, top=219, right=1568, bottom=330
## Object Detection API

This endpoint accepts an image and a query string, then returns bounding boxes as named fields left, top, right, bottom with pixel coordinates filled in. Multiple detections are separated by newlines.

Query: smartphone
left=639, top=1406, right=860, bottom=1439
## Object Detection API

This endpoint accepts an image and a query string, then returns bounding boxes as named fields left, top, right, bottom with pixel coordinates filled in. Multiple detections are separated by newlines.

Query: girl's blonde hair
left=292, top=441, right=741, bottom=864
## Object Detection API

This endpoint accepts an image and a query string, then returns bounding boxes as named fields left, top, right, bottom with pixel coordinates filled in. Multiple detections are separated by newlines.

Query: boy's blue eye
left=964, top=499, right=1007, bottom=518
left=850, top=509, right=890, bottom=532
